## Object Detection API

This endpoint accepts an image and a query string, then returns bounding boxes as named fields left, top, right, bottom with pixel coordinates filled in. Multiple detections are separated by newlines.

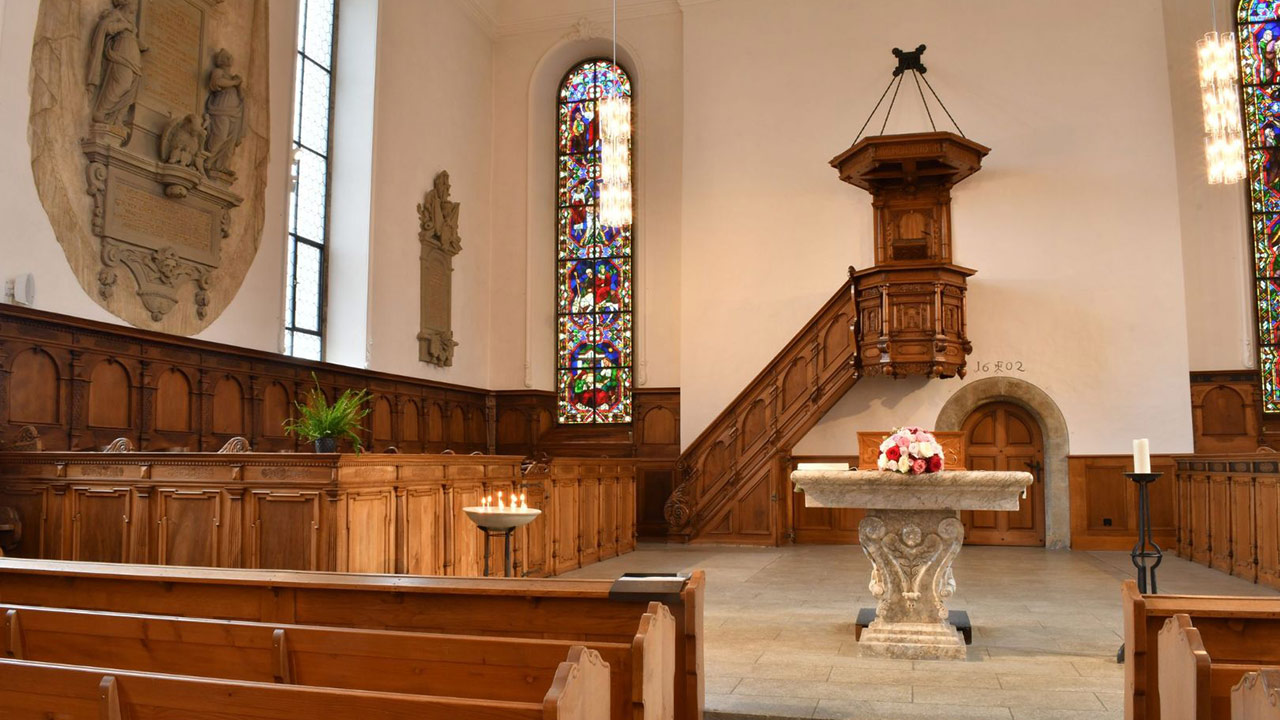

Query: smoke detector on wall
left=5, top=273, right=35, bottom=306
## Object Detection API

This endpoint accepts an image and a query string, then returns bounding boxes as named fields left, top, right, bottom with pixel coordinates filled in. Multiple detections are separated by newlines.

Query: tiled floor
left=559, top=544, right=1279, bottom=720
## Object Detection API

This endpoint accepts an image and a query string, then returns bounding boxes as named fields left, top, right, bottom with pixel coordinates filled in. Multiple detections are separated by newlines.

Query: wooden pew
left=0, top=649, right=610, bottom=720
left=0, top=601, right=672, bottom=720
left=1232, top=670, right=1280, bottom=720
left=1123, top=580, right=1280, bottom=720
left=0, top=557, right=703, bottom=720
left=1157, top=614, right=1264, bottom=720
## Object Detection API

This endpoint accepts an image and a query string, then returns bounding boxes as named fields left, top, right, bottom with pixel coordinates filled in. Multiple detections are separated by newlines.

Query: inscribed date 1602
left=969, top=360, right=1026, bottom=374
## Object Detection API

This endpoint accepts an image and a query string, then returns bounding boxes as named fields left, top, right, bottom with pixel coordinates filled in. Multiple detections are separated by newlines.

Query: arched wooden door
left=961, top=402, right=1045, bottom=546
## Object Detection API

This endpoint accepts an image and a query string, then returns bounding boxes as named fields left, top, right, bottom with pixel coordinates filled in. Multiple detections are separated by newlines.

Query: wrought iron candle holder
left=1126, top=472, right=1164, bottom=594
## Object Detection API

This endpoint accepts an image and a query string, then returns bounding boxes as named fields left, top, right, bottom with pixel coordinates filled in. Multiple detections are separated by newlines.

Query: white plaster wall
left=362, top=0, right=494, bottom=387
left=674, top=0, right=1195, bottom=456
left=1162, top=0, right=1254, bottom=372
left=488, top=7, right=683, bottom=392
left=0, top=0, right=298, bottom=353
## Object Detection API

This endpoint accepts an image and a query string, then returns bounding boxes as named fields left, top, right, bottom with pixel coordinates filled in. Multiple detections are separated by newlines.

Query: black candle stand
left=1127, top=472, right=1164, bottom=594
left=1117, top=471, right=1163, bottom=663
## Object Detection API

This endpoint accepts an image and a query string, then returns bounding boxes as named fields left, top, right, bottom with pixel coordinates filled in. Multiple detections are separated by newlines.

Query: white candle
left=1132, top=438, right=1151, bottom=474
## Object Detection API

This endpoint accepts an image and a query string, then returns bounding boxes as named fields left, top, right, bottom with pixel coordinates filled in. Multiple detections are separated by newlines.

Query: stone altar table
left=790, top=469, right=1033, bottom=659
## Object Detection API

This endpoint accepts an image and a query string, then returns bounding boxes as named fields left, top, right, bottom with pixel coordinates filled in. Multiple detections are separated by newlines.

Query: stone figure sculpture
left=161, top=115, right=206, bottom=171
left=418, top=171, right=462, bottom=254
left=86, top=0, right=145, bottom=129
left=204, top=49, right=245, bottom=179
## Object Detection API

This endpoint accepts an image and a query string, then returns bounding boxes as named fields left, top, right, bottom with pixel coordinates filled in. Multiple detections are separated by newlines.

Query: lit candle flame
left=520, top=491, right=527, bottom=509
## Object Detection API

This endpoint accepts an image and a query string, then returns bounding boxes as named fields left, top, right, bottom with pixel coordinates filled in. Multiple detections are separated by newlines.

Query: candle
left=1133, top=438, right=1151, bottom=474
left=520, top=491, right=527, bottom=509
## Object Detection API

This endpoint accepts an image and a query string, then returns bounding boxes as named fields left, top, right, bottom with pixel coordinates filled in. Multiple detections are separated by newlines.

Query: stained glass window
left=284, top=0, right=336, bottom=361
left=556, top=60, right=633, bottom=424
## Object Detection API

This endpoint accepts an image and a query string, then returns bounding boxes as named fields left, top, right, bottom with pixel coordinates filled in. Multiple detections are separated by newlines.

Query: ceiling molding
left=493, top=0, right=682, bottom=38
left=455, top=0, right=500, bottom=38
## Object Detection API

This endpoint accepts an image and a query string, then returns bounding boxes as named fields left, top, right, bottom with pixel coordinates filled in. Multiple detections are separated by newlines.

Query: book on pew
left=609, top=573, right=690, bottom=603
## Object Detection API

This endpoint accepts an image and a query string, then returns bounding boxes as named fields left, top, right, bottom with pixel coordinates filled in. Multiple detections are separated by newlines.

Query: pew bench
left=0, top=601, right=674, bottom=720
left=0, top=648, right=610, bottom=720
left=1123, top=580, right=1280, bottom=720
left=1232, top=670, right=1280, bottom=720
left=1157, top=613, right=1264, bottom=720
left=0, top=557, right=704, bottom=720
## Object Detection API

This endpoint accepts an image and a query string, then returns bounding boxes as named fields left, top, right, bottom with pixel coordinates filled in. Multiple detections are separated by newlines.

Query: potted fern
left=283, top=378, right=372, bottom=453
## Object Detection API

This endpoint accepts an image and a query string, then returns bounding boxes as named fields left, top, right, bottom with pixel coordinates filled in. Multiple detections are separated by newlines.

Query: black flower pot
left=314, top=437, right=338, bottom=453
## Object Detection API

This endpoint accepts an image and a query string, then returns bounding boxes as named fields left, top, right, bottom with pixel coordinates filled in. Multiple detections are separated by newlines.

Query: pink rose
left=896, top=436, right=910, bottom=449
left=912, top=458, right=927, bottom=474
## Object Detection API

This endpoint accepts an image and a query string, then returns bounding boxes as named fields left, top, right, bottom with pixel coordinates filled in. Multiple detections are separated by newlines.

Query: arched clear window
left=556, top=60, right=633, bottom=424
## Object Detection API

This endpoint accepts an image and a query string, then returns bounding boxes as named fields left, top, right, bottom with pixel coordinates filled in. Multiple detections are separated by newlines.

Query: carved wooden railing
left=664, top=271, right=861, bottom=544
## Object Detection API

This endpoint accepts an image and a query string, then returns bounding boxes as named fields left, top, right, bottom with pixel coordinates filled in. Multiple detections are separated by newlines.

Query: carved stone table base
left=858, top=509, right=966, bottom=659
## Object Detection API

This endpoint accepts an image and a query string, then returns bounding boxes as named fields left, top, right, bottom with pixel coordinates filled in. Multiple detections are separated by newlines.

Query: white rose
left=879, top=438, right=894, bottom=451
left=908, top=442, right=920, bottom=457
left=919, top=443, right=934, bottom=458
left=898, top=457, right=910, bottom=473
left=877, top=456, right=888, bottom=470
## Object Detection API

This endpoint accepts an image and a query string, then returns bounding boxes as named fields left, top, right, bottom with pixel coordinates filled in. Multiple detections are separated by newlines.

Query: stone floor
left=559, top=544, right=1279, bottom=720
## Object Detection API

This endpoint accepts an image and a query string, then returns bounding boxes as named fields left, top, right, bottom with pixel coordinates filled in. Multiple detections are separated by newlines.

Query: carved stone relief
left=417, top=170, right=461, bottom=367
left=29, top=0, right=270, bottom=334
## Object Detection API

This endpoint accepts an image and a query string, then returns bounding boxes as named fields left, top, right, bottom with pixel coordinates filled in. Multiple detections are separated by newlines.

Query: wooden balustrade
left=1173, top=455, right=1280, bottom=591
left=0, top=451, right=634, bottom=577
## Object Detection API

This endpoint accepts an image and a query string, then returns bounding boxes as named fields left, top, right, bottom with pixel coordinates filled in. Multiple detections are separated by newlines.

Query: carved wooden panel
left=340, top=489, right=394, bottom=574
left=9, top=348, right=60, bottom=425
left=261, top=382, right=291, bottom=438
left=71, top=487, right=130, bottom=563
left=1230, top=474, right=1258, bottom=581
left=402, top=485, right=445, bottom=575
left=0, top=484, right=47, bottom=558
left=156, top=488, right=220, bottom=567
left=1190, top=372, right=1262, bottom=454
left=211, top=376, right=245, bottom=435
left=371, top=397, right=393, bottom=447
left=579, top=468, right=600, bottom=568
left=87, top=360, right=130, bottom=429
left=551, top=474, right=580, bottom=575
left=1260, top=476, right=1279, bottom=589
left=449, top=482, right=485, bottom=577
left=401, top=400, right=421, bottom=450
left=1174, top=456, right=1280, bottom=591
left=249, top=490, right=321, bottom=571
left=154, top=368, right=192, bottom=432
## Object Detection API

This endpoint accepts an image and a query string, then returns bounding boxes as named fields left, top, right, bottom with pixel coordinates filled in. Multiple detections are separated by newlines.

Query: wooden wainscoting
left=1173, top=455, right=1280, bottom=590
left=0, top=452, right=636, bottom=577
left=1067, top=454, right=1177, bottom=551
left=1190, top=371, right=1264, bottom=454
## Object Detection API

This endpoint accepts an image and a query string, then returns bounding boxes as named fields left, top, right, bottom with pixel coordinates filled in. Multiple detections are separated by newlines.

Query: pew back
left=0, top=558, right=702, bottom=720
left=1158, top=614, right=1265, bottom=720
left=1125, top=581, right=1280, bottom=720
left=1232, top=670, right=1280, bottom=720
left=0, top=651, right=610, bottom=720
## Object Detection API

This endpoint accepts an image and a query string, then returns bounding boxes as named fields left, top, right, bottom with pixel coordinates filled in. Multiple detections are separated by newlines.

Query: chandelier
left=1197, top=29, right=1244, bottom=184
left=599, top=0, right=631, bottom=227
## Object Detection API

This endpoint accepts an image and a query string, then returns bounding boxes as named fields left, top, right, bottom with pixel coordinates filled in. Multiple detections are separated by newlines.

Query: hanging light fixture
left=1197, top=1, right=1244, bottom=184
left=599, top=0, right=632, bottom=227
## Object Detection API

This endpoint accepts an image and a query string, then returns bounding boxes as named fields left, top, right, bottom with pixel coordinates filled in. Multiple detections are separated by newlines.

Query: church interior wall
left=677, top=0, right=1195, bottom=455
left=0, top=0, right=300, bottom=353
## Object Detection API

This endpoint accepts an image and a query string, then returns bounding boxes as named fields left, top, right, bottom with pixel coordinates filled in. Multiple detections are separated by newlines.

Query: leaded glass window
left=556, top=60, right=633, bottom=424
left=284, top=0, right=336, bottom=361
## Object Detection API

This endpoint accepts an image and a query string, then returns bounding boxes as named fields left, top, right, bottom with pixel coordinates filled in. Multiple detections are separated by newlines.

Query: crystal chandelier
left=599, top=0, right=631, bottom=227
left=1197, top=30, right=1245, bottom=184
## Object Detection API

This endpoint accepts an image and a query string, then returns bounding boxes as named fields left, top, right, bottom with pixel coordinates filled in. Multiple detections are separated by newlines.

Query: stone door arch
left=936, top=378, right=1071, bottom=549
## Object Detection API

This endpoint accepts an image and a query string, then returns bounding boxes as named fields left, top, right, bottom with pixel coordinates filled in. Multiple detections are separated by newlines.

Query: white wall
left=0, top=0, right=298, bottom=353
left=362, top=0, right=495, bottom=387
left=675, top=0, right=1195, bottom=456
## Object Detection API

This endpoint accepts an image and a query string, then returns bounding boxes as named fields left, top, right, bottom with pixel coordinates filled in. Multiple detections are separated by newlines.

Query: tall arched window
left=1240, top=3, right=1280, bottom=410
left=556, top=60, right=633, bottom=424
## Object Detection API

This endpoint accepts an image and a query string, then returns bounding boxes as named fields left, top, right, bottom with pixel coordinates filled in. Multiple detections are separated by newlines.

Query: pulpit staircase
left=663, top=272, right=862, bottom=544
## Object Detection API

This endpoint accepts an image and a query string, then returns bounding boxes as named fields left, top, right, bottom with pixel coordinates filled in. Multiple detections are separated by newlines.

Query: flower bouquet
left=876, top=426, right=945, bottom=474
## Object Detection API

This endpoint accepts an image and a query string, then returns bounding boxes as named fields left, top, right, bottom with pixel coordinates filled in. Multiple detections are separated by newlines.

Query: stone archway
left=935, top=377, right=1071, bottom=549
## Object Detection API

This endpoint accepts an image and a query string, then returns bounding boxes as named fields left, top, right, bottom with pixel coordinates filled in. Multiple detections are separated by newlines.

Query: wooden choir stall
left=0, top=449, right=636, bottom=578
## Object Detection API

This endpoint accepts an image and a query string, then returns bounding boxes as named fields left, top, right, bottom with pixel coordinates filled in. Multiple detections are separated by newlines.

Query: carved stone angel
left=86, top=0, right=146, bottom=129
left=161, top=114, right=206, bottom=171
left=418, top=171, right=462, bottom=255
left=204, top=49, right=245, bottom=178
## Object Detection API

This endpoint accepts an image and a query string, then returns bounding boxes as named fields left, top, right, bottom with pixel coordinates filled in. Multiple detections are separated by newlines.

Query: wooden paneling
left=1190, top=372, right=1264, bottom=454
left=1174, top=455, right=1280, bottom=591
left=0, top=304, right=492, bottom=454
left=0, top=452, right=634, bottom=579
left=1068, top=455, right=1177, bottom=551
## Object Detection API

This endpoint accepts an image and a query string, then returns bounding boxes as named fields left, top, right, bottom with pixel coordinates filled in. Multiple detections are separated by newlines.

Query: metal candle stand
left=479, top=526, right=517, bottom=578
left=1117, top=471, right=1163, bottom=663
left=1127, top=472, right=1164, bottom=594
